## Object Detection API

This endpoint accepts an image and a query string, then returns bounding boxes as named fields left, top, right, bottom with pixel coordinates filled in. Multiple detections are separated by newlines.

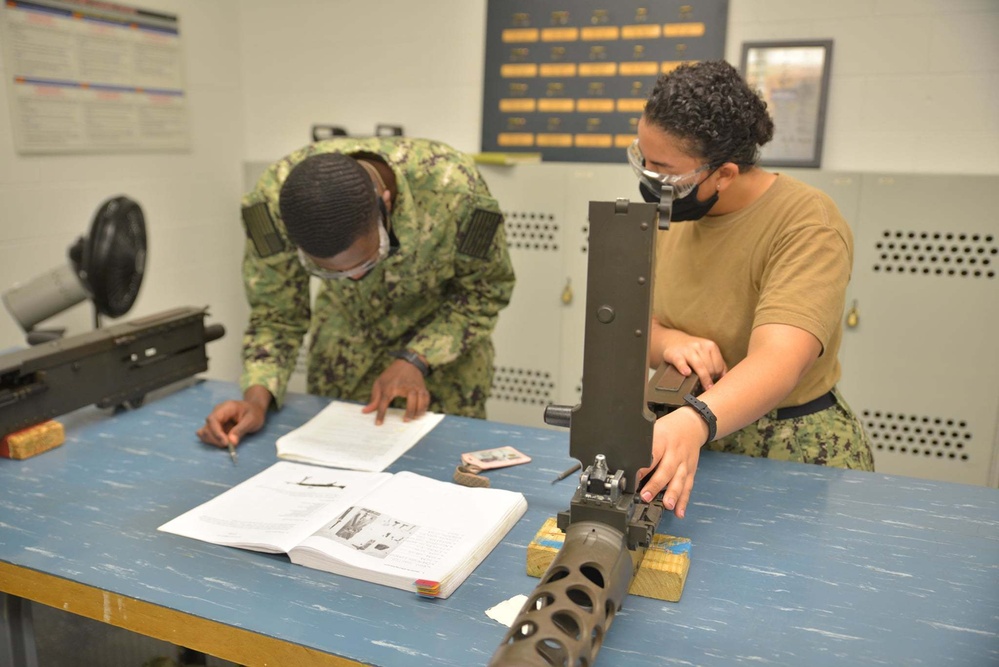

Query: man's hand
left=196, top=386, right=272, bottom=448
left=363, top=359, right=431, bottom=425
left=636, top=407, right=709, bottom=519
left=197, top=400, right=267, bottom=447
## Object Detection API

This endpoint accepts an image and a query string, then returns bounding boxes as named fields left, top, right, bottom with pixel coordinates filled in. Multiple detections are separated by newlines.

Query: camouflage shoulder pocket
left=457, top=207, right=503, bottom=259
left=241, top=201, right=286, bottom=258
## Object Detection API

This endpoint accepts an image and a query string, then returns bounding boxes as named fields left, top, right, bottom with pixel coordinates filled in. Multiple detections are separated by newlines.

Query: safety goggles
left=626, top=138, right=715, bottom=200
left=297, top=219, right=394, bottom=280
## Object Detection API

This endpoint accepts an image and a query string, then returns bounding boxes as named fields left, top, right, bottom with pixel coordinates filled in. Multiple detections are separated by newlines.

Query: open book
left=159, top=461, right=527, bottom=599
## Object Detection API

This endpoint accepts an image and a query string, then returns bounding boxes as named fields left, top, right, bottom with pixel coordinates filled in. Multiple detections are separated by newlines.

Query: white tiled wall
left=235, top=0, right=999, bottom=175
left=0, top=1, right=248, bottom=381
left=1, top=0, right=996, bottom=372
left=237, top=0, right=490, bottom=162
left=726, top=0, right=999, bottom=174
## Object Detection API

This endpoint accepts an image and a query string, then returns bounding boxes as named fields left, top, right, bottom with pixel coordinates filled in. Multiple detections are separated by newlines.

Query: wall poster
left=481, top=0, right=729, bottom=163
left=741, top=40, right=833, bottom=168
left=1, top=0, right=189, bottom=154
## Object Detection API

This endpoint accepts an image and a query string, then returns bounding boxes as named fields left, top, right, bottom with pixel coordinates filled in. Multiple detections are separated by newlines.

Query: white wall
left=0, top=0, right=248, bottom=382
left=238, top=0, right=999, bottom=174
left=239, top=0, right=489, bottom=162
left=726, top=0, right=999, bottom=174
left=1, top=0, right=996, bottom=385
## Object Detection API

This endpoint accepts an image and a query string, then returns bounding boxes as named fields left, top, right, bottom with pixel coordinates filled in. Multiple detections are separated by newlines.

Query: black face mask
left=638, top=174, right=719, bottom=222
left=639, top=180, right=661, bottom=203
left=670, top=181, right=719, bottom=222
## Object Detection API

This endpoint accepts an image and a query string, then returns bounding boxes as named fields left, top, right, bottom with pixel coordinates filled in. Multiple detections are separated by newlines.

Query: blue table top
left=1, top=379, right=997, bottom=666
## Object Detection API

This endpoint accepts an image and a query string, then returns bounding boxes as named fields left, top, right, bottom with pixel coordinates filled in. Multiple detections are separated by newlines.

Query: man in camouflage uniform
left=197, top=137, right=515, bottom=449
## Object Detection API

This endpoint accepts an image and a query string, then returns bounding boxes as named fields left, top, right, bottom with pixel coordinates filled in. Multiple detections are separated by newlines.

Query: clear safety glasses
left=626, top=138, right=714, bottom=200
left=297, top=219, right=394, bottom=280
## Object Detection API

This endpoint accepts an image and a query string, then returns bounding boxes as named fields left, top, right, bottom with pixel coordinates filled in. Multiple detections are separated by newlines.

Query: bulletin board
left=480, top=0, right=729, bottom=163
left=1, top=0, right=190, bottom=154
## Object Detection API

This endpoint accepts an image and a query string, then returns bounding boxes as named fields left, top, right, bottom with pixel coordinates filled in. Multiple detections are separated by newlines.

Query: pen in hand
left=226, top=436, right=237, bottom=465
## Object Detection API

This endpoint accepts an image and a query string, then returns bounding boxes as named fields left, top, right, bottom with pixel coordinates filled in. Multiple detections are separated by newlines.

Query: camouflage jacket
left=239, top=137, right=515, bottom=416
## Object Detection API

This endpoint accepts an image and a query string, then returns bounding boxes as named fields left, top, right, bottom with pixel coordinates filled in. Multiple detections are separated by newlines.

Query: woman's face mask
left=655, top=175, right=720, bottom=222
left=629, top=138, right=718, bottom=221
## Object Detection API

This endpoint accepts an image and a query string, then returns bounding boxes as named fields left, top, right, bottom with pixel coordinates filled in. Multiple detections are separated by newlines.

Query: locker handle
left=846, top=300, right=860, bottom=328
left=561, top=278, right=573, bottom=305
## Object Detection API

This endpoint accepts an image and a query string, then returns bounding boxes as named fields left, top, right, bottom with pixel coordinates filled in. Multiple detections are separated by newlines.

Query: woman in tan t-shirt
left=631, top=61, right=874, bottom=520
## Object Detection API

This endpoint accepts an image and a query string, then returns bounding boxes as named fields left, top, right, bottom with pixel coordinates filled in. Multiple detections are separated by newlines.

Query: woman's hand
left=640, top=323, right=825, bottom=518
left=637, top=407, right=708, bottom=519
left=660, top=331, right=728, bottom=391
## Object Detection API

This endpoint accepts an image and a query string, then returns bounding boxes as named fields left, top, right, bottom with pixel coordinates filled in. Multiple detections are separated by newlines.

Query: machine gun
left=490, top=195, right=690, bottom=665
left=0, top=306, right=225, bottom=439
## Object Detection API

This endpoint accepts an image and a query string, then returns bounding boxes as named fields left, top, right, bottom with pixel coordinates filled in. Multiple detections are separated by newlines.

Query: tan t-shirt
left=653, top=174, right=852, bottom=408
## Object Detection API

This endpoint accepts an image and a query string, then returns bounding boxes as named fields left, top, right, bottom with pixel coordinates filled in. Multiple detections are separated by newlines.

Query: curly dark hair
left=643, top=60, right=774, bottom=172
left=279, top=152, right=378, bottom=258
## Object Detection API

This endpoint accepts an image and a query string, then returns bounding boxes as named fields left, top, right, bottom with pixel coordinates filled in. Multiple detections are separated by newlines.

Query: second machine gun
left=0, top=306, right=225, bottom=439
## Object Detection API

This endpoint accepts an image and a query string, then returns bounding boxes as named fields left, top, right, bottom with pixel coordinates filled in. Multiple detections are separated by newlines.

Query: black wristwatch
left=389, top=349, right=430, bottom=377
left=683, top=393, right=716, bottom=446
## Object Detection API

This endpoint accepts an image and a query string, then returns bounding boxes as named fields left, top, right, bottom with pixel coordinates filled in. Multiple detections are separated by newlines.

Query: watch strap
left=389, top=349, right=430, bottom=377
left=683, top=393, right=716, bottom=446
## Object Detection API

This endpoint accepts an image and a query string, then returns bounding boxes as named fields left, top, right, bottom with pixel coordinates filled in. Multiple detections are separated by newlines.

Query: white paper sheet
left=486, top=594, right=529, bottom=627
left=275, top=401, right=444, bottom=471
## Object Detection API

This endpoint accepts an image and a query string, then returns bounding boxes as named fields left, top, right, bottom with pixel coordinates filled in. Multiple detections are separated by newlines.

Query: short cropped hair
left=644, top=60, right=775, bottom=171
left=279, top=153, right=378, bottom=258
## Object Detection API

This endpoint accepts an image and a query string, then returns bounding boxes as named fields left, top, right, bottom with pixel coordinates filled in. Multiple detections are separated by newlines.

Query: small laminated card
left=460, top=445, right=531, bottom=471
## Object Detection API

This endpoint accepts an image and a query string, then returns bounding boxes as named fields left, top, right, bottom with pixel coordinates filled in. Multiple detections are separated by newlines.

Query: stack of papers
left=276, top=401, right=444, bottom=471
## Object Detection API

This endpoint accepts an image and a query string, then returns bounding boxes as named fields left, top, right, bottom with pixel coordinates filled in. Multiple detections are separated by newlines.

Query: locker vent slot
left=872, top=230, right=996, bottom=278
left=862, top=409, right=972, bottom=461
left=504, top=211, right=559, bottom=251
left=492, top=366, right=555, bottom=405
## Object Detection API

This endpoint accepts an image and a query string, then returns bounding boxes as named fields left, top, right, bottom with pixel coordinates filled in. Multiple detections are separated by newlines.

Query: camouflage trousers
left=706, top=387, right=875, bottom=471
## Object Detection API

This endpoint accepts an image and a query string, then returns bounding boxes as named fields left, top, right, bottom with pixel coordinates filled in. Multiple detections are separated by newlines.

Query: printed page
left=275, top=400, right=445, bottom=471
left=289, top=471, right=527, bottom=597
left=158, top=461, right=392, bottom=554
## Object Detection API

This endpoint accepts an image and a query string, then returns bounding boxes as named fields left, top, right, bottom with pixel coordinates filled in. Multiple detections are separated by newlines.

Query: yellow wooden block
left=1, top=420, right=65, bottom=460
left=526, top=517, right=691, bottom=602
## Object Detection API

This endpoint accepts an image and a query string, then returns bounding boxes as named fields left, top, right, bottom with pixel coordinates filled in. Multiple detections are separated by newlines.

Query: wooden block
left=1, top=420, right=65, bottom=460
left=526, top=517, right=691, bottom=602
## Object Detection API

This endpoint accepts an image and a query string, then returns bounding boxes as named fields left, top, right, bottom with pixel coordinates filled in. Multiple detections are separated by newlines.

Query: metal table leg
left=0, top=593, right=38, bottom=667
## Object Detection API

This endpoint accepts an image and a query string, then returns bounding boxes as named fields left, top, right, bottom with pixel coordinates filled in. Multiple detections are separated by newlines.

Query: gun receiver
left=490, top=198, right=672, bottom=666
left=0, top=306, right=225, bottom=438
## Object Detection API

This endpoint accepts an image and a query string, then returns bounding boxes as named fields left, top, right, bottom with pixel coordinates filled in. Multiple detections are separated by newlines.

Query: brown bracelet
left=453, top=463, right=490, bottom=488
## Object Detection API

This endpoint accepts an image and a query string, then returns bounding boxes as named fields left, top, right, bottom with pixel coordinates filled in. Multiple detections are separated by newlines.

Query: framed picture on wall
left=740, top=40, right=833, bottom=168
